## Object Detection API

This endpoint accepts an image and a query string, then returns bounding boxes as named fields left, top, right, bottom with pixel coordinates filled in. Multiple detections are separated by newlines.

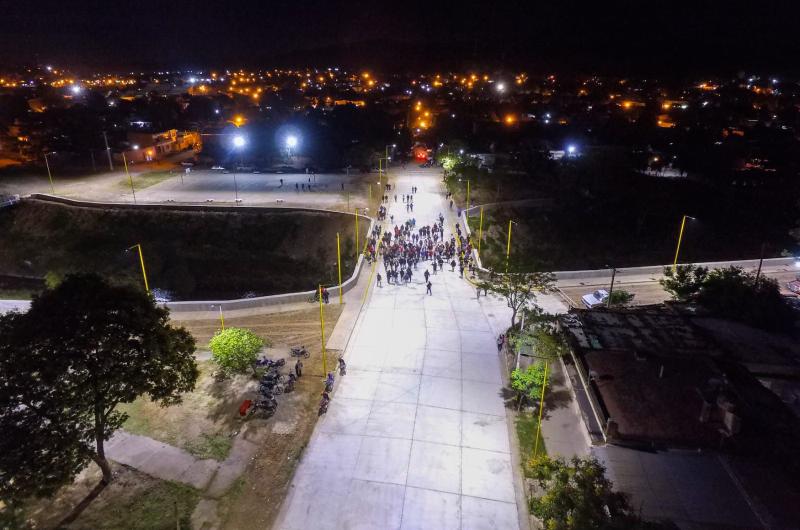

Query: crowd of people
left=366, top=184, right=478, bottom=290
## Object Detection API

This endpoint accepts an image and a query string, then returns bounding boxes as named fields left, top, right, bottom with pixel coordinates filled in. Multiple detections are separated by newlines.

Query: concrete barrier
left=25, top=194, right=375, bottom=313
left=460, top=202, right=795, bottom=280
left=28, top=193, right=366, bottom=218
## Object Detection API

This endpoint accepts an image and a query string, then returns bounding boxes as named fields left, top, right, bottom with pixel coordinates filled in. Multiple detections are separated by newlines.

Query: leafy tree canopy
left=510, top=362, right=549, bottom=409
left=528, top=455, right=673, bottom=530
left=607, top=289, right=635, bottom=307
left=659, top=264, right=708, bottom=301
left=0, top=274, right=197, bottom=526
left=480, top=269, right=555, bottom=327
left=696, top=266, right=794, bottom=331
left=208, top=327, right=267, bottom=376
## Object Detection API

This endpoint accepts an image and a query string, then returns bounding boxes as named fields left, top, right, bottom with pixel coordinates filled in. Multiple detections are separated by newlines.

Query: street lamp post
left=122, top=153, right=136, bottom=204
left=232, top=135, right=246, bottom=204
left=126, top=244, right=150, bottom=292
left=478, top=206, right=484, bottom=255
left=606, top=267, right=617, bottom=308
left=43, top=152, right=55, bottom=195
left=672, top=215, right=695, bottom=270
left=286, top=135, right=298, bottom=160
left=210, top=304, right=225, bottom=331
left=337, top=233, right=343, bottom=304
left=505, top=220, right=516, bottom=272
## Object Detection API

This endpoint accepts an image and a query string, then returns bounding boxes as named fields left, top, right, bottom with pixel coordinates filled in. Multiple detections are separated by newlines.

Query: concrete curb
left=460, top=203, right=794, bottom=279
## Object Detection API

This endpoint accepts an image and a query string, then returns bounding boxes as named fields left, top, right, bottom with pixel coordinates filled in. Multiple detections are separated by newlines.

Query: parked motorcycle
left=255, top=357, right=286, bottom=369
left=290, top=346, right=310, bottom=358
left=247, top=396, right=277, bottom=418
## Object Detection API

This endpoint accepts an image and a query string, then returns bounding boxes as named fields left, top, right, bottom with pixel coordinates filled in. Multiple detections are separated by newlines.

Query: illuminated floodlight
left=459, top=149, right=465, bottom=155
left=567, top=145, right=576, bottom=155
left=286, top=135, right=298, bottom=148
left=132, top=144, right=140, bottom=150
left=188, top=77, right=197, bottom=83
left=496, top=82, right=506, bottom=92
left=70, top=85, right=82, bottom=94
left=233, top=135, right=246, bottom=148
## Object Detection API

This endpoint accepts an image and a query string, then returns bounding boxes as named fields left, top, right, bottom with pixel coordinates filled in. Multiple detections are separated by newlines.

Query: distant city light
left=286, top=135, right=298, bottom=148
left=233, top=135, right=246, bottom=148
left=188, top=77, right=197, bottom=83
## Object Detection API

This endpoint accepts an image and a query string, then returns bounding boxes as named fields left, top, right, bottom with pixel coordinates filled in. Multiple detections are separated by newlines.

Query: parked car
left=787, top=280, right=800, bottom=294
left=582, top=289, right=609, bottom=309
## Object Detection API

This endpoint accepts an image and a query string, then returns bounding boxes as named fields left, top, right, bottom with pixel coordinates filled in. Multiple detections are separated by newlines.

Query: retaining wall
left=24, top=194, right=374, bottom=312
left=460, top=203, right=795, bottom=280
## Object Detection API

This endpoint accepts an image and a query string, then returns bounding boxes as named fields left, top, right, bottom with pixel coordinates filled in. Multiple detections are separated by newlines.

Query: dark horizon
left=3, top=1, right=800, bottom=76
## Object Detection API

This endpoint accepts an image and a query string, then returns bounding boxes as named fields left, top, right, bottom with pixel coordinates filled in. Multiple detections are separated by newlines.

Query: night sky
left=3, top=0, right=799, bottom=74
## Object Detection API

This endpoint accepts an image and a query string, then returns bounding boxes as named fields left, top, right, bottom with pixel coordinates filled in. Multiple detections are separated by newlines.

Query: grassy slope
left=0, top=201, right=369, bottom=299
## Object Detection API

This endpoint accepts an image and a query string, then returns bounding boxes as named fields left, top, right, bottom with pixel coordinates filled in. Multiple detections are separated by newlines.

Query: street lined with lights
left=275, top=165, right=525, bottom=530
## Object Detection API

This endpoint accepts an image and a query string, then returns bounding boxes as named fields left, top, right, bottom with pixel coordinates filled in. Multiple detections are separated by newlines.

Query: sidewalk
left=478, top=291, right=591, bottom=459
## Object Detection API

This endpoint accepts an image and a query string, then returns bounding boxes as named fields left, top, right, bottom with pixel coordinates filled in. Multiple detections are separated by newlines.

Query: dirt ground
left=24, top=463, right=199, bottom=530
left=19, top=304, right=343, bottom=529
left=117, top=360, right=249, bottom=461
left=172, top=304, right=344, bottom=529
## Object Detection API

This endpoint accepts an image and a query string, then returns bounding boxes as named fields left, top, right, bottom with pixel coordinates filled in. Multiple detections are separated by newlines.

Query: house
left=119, top=129, right=201, bottom=162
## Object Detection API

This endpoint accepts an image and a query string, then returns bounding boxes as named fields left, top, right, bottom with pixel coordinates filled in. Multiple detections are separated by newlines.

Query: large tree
left=528, top=455, right=672, bottom=529
left=480, top=270, right=555, bottom=327
left=0, top=274, right=197, bottom=526
left=696, top=266, right=794, bottom=331
left=659, top=264, right=708, bottom=301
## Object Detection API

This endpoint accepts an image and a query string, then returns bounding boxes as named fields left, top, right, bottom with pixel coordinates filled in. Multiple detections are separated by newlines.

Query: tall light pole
left=286, top=135, right=298, bottom=161
left=318, top=284, right=327, bottom=375
left=232, top=135, right=246, bottom=204
left=505, top=220, right=516, bottom=272
left=337, top=233, right=343, bottom=304
left=478, top=206, right=484, bottom=255
left=43, top=152, right=55, bottom=194
left=672, top=215, right=695, bottom=270
left=122, top=153, right=136, bottom=204
left=102, top=131, right=114, bottom=171
left=126, top=244, right=150, bottom=292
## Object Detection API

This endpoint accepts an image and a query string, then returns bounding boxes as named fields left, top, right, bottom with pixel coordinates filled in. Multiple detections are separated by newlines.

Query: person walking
left=295, top=359, right=303, bottom=377
left=426, top=280, right=432, bottom=295
left=424, top=269, right=430, bottom=283
left=376, top=273, right=382, bottom=287
left=450, top=259, right=456, bottom=272
left=338, top=356, right=347, bottom=376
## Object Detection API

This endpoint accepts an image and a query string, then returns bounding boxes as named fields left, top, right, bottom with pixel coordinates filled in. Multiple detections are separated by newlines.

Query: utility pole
left=102, top=131, right=114, bottom=171
left=90, top=150, right=97, bottom=172
left=755, top=242, right=766, bottom=285
left=606, top=267, right=617, bottom=308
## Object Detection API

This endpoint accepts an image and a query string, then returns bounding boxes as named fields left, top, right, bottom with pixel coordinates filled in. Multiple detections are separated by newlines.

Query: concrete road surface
left=274, top=167, right=526, bottom=530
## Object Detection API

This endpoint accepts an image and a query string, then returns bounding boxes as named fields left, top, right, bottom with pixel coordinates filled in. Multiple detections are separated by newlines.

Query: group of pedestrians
left=369, top=180, right=477, bottom=297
